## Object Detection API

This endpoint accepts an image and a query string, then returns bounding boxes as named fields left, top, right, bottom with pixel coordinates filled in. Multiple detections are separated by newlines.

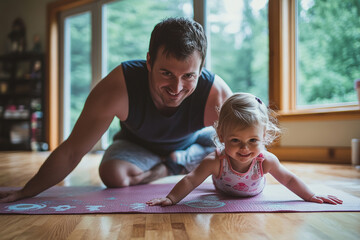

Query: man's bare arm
left=203, top=74, right=232, bottom=127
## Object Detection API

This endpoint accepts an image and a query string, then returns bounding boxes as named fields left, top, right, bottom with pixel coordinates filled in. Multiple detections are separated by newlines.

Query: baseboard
left=268, top=146, right=351, bottom=164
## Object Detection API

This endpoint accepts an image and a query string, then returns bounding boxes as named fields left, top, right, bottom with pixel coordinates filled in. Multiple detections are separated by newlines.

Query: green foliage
left=105, top=0, right=192, bottom=72
left=209, top=0, right=269, bottom=104
left=297, top=0, right=360, bottom=106
left=68, top=12, right=91, bottom=130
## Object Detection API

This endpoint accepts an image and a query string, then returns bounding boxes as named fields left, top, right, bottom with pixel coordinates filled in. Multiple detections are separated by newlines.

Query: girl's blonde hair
left=214, top=92, right=281, bottom=146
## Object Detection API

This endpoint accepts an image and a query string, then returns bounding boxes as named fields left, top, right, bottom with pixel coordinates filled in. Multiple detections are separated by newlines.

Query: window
left=268, top=0, right=360, bottom=119
left=207, top=0, right=269, bottom=104
left=296, top=0, right=360, bottom=108
left=62, top=12, right=92, bottom=139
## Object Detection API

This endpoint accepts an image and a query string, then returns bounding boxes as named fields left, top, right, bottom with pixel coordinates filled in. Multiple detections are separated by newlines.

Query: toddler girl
left=147, top=93, right=343, bottom=206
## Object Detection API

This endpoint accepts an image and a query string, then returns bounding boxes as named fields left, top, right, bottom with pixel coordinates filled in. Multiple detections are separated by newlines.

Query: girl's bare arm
left=263, top=151, right=342, bottom=205
left=147, top=152, right=220, bottom=206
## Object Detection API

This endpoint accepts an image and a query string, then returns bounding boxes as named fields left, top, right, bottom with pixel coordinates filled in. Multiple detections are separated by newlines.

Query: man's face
left=147, top=47, right=202, bottom=112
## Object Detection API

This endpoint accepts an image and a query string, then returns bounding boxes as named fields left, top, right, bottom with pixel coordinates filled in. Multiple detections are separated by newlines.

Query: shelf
left=2, top=78, right=42, bottom=82
left=0, top=93, right=41, bottom=99
left=1, top=118, right=31, bottom=121
left=0, top=52, right=46, bottom=151
left=0, top=140, right=31, bottom=151
left=0, top=52, right=44, bottom=61
left=0, top=78, right=11, bottom=82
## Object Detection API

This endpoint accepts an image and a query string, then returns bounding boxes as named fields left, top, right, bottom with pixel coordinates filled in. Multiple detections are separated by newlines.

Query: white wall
left=0, top=0, right=54, bottom=55
left=1, top=0, right=358, bottom=148
left=280, top=119, right=360, bottom=147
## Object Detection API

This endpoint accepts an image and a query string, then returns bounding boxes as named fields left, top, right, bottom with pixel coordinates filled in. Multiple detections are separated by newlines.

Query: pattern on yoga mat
left=1, top=183, right=359, bottom=214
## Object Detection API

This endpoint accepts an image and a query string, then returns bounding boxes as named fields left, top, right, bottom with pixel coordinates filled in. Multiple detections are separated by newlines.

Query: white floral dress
left=212, top=149, right=266, bottom=197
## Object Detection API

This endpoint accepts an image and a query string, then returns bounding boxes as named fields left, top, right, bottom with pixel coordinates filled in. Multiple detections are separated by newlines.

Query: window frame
left=268, top=0, right=360, bottom=121
left=47, top=0, right=359, bottom=150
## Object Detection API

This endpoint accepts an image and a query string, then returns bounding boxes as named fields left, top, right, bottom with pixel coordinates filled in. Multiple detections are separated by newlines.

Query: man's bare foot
left=163, top=152, right=186, bottom=175
left=139, top=163, right=168, bottom=184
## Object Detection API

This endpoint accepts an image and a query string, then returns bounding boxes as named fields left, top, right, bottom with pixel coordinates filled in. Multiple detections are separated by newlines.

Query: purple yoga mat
left=0, top=183, right=359, bottom=214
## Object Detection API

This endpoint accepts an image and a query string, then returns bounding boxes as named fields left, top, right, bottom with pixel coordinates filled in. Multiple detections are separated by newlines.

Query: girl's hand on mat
left=308, top=194, right=343, bottom=205
left=146, top=197, right=173, bottom=207
left=0, top=190, right=24, bottom=203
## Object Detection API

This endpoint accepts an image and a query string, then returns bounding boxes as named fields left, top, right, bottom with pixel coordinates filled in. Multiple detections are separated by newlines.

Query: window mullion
left=268, top=0, right=282, bottom=110
left=269, top=0, right=296, bottom=113
left=289, top=0, right=296, bottom=110
left=194, top=0, right=209, bottom=69
left=91, top=2, right=102, bottom=89
left=91, top=2, right=107, bottom=150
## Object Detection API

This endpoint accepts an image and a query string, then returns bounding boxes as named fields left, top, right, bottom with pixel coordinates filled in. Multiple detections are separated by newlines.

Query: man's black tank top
left=113, top=60, right=214, bottom=156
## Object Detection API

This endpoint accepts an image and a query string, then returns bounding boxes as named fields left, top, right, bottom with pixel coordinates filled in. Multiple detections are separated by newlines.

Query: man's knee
left=99, top=160, right=140, bottom=188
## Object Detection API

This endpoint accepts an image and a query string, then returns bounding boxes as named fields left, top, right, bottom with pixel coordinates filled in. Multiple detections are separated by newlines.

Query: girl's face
left=219, top=124, right=265, bottom=166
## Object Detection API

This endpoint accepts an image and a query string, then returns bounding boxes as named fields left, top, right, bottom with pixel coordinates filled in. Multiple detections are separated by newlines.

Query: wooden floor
left=0, top=151, right=359, bottom=240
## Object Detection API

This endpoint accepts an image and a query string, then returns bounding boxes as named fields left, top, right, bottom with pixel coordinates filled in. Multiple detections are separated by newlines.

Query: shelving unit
left=0, top=52, right=47, bottom=151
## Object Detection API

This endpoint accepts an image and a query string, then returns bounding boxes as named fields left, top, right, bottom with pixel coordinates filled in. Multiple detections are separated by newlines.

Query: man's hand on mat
left=308, top=194, right=343, bottom=205
left=146, top=197, right=173, bottom=207
left=0, top=190, right=24, bottom=203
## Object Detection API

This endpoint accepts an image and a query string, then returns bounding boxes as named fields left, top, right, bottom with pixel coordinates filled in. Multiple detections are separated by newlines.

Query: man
left=0, top=17, right=232, bottom=202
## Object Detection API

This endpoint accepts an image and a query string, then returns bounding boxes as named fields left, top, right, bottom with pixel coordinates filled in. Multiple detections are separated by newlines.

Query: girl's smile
left=237, top=152, right=251, bottom=158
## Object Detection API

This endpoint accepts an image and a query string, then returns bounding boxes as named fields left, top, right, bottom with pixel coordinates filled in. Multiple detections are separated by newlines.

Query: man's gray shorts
left=101, top=127, right=216, bottom=172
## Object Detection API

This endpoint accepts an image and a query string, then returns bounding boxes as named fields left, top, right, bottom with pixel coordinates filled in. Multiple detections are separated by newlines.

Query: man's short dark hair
left=148, top=17, right=207, bottom=71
